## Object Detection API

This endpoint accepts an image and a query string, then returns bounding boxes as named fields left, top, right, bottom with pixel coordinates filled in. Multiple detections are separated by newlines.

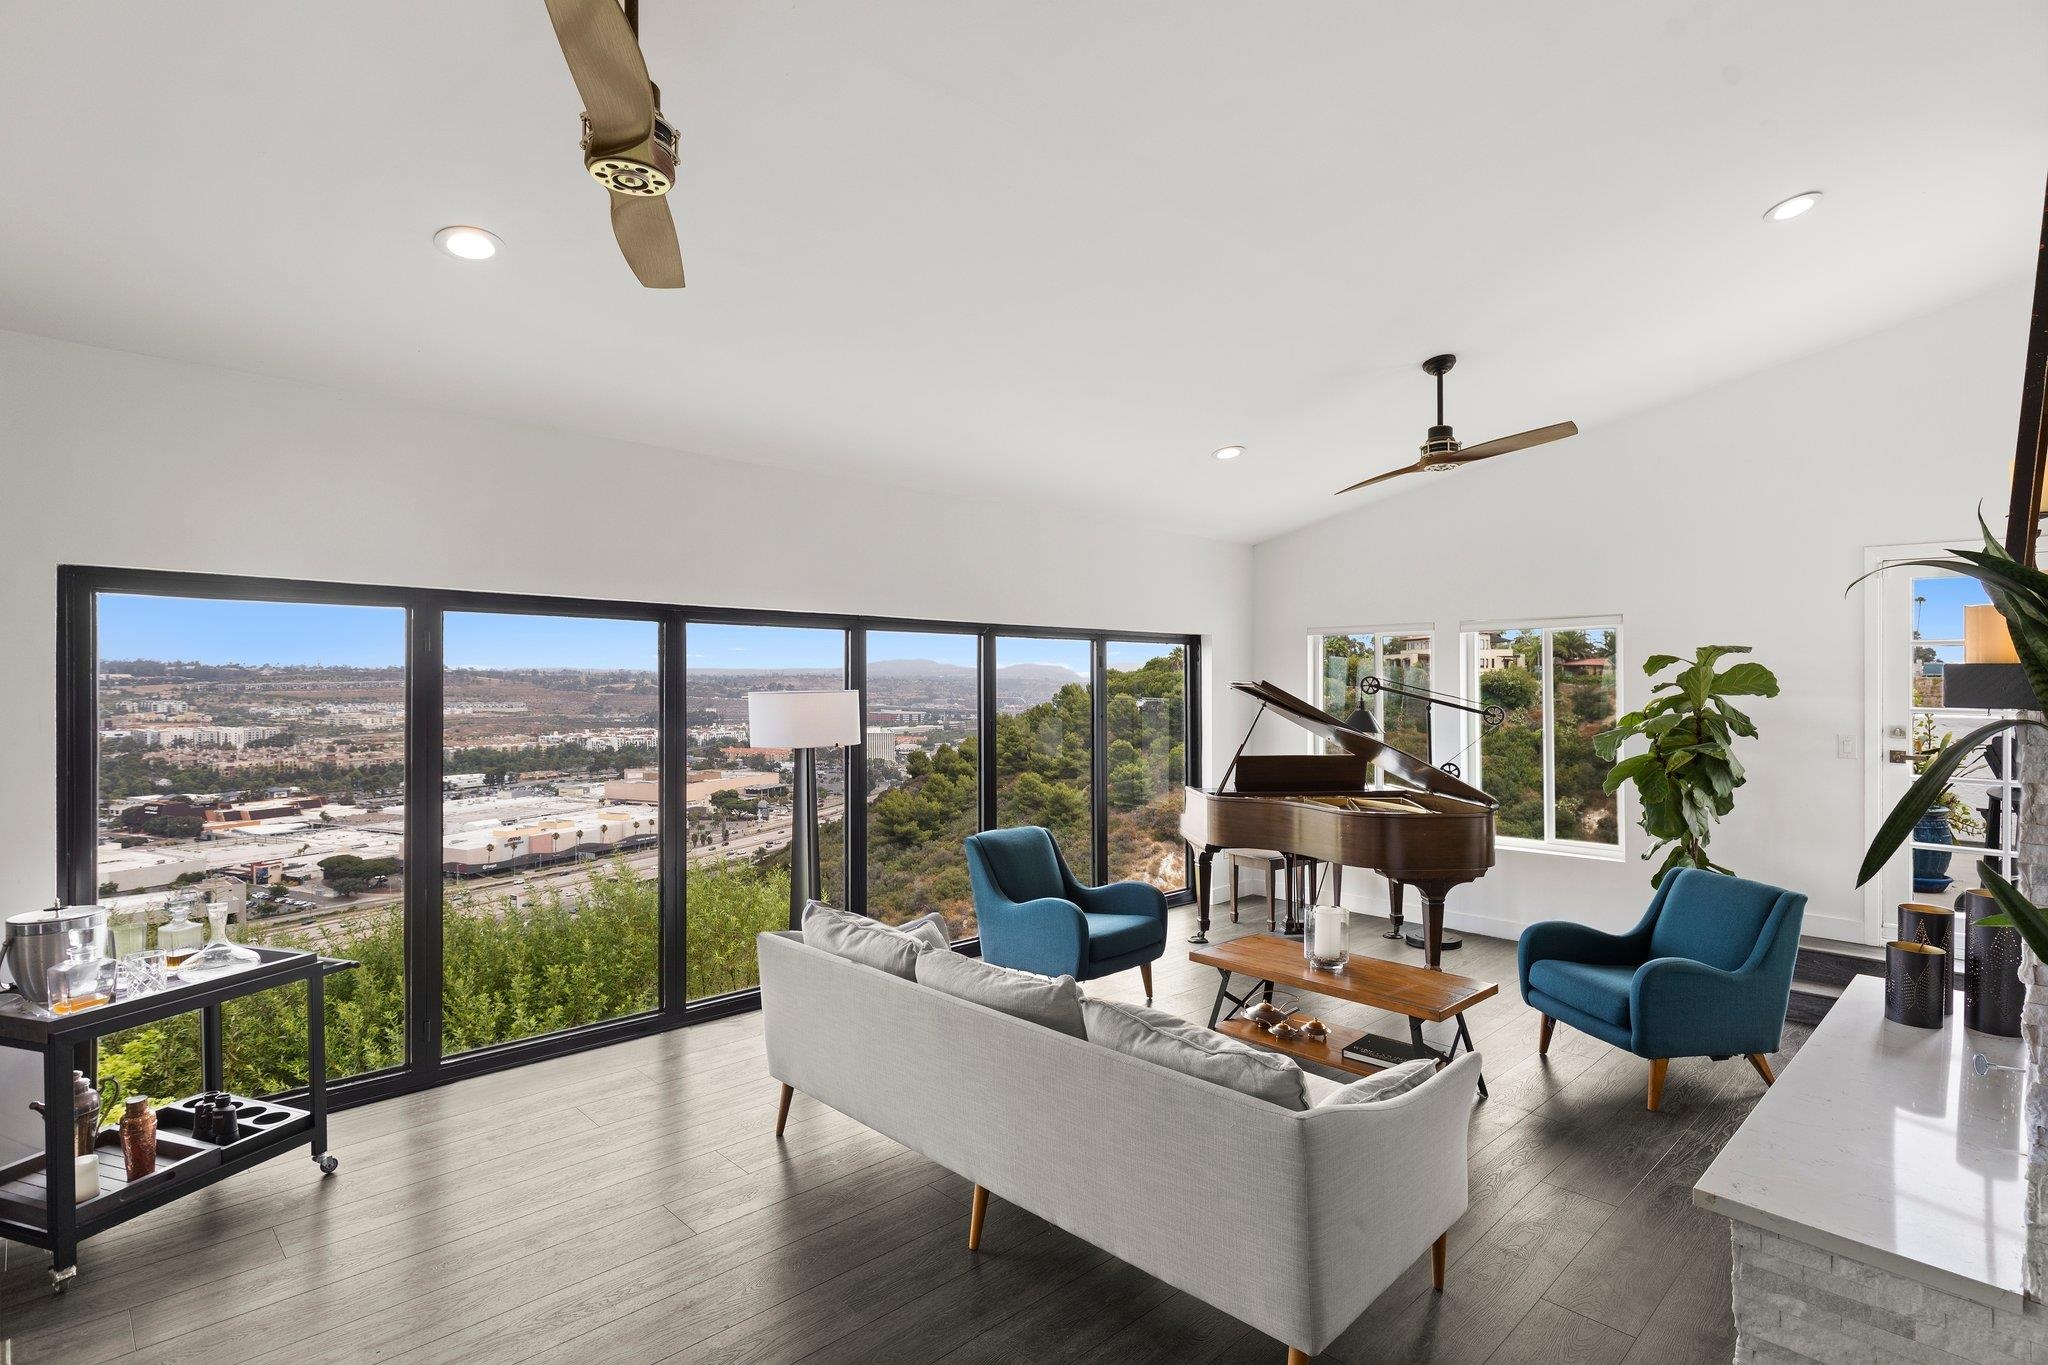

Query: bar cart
left=0, top=947, right=348, bottom=1292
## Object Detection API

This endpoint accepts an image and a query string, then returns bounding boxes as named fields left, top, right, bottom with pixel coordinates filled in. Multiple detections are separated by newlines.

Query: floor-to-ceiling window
left=1105, top=641, right=1187, bottom=890
left=441, top=611, right=662, bottom=1052
left=92, top=593, right=409, bottom=1109
left=63, top=570, right=1197, bottom=1108
left=684, top=622, right=849, bottom=1000
left=994, top=636, right=1096, bottom=882
left=863, top=629, right=981, bottom=937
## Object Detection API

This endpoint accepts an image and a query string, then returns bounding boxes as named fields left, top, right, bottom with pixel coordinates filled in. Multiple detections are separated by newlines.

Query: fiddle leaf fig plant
left=1595, top=646, right=1780, bottom=887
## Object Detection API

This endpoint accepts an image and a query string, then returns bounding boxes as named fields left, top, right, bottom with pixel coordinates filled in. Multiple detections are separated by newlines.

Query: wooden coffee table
left=1189, top=933, right=1496, bottom=1095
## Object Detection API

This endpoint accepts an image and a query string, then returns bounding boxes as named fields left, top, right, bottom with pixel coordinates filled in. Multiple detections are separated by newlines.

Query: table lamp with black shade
left=746, top=689, right=863, bottom=929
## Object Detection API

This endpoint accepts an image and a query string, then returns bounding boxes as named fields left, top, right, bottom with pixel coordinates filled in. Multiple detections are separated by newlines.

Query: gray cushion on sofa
left=1082, top=999, right=1310, bottom=1110
left=801, top=902, right=938, bottom=979
left=1313, top=1058, right=1438, bottom=1107
left=914, top=948, right=1086, bottom=1039
left=895, top=912, right=951, bottom=953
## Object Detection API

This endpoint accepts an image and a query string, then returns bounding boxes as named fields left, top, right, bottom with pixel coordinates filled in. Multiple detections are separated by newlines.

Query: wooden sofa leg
left=1538, top=1015, right=1554, bottom=1056
left=967, top=1185, right=990, bottom=1251
left=1431, top=1232, right=1448, bottom=1291
left=1646, top=1058, right=1669, bottom=1112
left=1286, top=1350, right=1309, bottom=1365
left=1747, top=1053, right=1777, bottom=1086
left=774, top=1083, right=793, bottom=1137
left=1140, top=962, right=1153, bottom=1000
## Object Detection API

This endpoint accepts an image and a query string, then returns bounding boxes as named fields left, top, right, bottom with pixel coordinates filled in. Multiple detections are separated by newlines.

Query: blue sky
left=99, top=594, right=1177, bottom=674
left=867, top=630, right=977, bottom=668
left=100, top=595, right=405, bottom=667
left=1912, top=574, right=1991, bottom=642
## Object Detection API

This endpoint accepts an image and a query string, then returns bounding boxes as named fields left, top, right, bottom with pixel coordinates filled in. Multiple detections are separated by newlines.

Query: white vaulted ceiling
left=0, top=1, right=2041, bottom=541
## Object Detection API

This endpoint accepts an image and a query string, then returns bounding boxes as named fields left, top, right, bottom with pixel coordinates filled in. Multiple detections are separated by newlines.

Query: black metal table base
left=1205, top=969, right=1486, bottom=1098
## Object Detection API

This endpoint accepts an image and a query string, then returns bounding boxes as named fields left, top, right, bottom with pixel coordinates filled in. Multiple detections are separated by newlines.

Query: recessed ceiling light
left=1213, top=445, right=1245, bottom=461
left=434, top=225, right=502, bottom=260
left=1762, top=191, right=1822, bottom=223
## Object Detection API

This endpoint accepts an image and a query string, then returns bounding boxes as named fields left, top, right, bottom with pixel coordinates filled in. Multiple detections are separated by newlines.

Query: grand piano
left=1180, top=680, right=1497, bottom=969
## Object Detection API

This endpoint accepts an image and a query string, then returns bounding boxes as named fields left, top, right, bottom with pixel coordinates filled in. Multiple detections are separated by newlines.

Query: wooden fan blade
left=544, top=0, right=655, bottom=150
left=1452, top=421, right=1579, bottom=462
left=610, top=193, right=685, bottom=288
left=1335, top=464, right=1424, bottom=495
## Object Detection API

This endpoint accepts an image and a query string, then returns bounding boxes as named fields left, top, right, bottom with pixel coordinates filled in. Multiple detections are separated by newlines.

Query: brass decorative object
left=1243, top=1001, right=1287, bottom=1031
left=1300, top=1018, right=1329, bottom=1042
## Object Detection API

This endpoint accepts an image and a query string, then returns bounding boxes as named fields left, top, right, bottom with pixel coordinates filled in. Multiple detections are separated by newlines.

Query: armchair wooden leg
left=1646, top=1058, right=1669, bottom=1112
left=1286, top=1350, right=1310, bottom=1365
left=1139, top=961, right=1153, bottom=1001
left=1538, top=1015, right=1554, bottom=1056
left=1747, top=1053, right=1776, bottom=1086
left=967, top=1184, right=989, bottom=1251
left=774, top=1083, right=794, bottom=1137
left=1431, top=1232, right=1447, bottom=1291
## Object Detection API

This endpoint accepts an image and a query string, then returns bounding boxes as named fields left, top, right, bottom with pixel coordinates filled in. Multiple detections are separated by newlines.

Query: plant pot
left=1912, top=809, right=1954, bottom=893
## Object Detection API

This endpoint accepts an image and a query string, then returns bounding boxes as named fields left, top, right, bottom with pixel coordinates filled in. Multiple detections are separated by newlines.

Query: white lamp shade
left=746, top=689, right=863, bottom=748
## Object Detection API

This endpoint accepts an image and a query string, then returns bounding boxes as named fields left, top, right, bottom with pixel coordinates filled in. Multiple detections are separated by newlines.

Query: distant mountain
left=996, top=662, right=1086, bottom=684
left=866, top=659, right=977, bottom=678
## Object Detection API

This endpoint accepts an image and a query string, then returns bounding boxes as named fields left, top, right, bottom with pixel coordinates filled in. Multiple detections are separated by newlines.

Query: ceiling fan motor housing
left=1421, top=423, right=1462, bottom=468
left=581, top=110, right=678, bottom=197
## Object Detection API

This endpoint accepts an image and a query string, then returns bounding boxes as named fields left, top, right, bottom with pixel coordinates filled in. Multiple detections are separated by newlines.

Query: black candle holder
left=1885, top=941, right=1947, bottom=1029
left=1958, top=888, right=2024, bottom=1038
left=1896, top=903, right=1957, bottom=1014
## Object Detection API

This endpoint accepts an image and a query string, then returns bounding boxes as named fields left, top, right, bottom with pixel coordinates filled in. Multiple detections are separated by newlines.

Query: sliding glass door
left=683, top=622, right=848, bottom=1001
left=994, top=636, right=1095, bottom=881
left=863, top=630, right=981, bottom=937
left=440, top=611, right=662, bottom=1053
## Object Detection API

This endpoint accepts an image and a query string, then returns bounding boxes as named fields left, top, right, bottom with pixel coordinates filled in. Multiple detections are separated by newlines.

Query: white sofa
left=758, top=930, right=1481, bottom=1362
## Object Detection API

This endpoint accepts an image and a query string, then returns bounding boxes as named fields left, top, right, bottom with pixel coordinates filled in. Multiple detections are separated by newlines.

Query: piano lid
left=1230, top=679, right=1497, bottom=808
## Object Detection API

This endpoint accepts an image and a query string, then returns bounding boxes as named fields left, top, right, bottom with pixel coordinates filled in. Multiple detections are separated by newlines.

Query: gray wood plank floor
left=0, top=903, right=1802, bottom=1364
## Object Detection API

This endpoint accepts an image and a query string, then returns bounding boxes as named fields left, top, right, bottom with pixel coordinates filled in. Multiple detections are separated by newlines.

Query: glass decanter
left=45, top=941, right=115, bottom=1015
left=175, top=903, right=260, bottom=979
left=157, top=892, right=205, bottom=969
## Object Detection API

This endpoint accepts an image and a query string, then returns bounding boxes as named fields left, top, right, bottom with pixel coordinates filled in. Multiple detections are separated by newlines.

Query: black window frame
left=57, top=565, right=1201, bottom=1110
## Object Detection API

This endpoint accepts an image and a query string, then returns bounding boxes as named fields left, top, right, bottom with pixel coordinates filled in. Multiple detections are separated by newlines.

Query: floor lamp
left=747, top=689, right=862, bottom=929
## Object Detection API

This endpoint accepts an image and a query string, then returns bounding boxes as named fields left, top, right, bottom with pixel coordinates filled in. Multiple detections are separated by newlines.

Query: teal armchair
left=1518, top=868, right=1806, bottom=1111
left=965, top=826, right=1167, bottom=998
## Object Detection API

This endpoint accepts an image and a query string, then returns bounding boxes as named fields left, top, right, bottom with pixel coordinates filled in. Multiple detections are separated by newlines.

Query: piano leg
left=1190, top=846, right=1215, bottom=944
left=1398, top=879, right=1463, bottom=957
left=1416, top=886, right=1458, bottom=971
left=1383, top=879, right=1406, bottom=940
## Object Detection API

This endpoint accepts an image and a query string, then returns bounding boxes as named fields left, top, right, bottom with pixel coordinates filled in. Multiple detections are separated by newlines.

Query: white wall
left=1248, top=284, right=2031, bottom=948
left=0, top=328, right=1254, bottom=1159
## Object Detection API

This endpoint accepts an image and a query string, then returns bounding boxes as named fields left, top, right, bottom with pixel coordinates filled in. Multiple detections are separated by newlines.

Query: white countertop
left=1694, top=975, right=2029, bottom=1311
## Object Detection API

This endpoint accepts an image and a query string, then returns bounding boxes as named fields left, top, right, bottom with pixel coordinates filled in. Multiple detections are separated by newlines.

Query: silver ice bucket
left=3, top=906, right=110, bottom=1007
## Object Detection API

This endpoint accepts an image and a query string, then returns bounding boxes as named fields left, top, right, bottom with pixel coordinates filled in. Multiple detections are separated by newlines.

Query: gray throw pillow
left=1312, top=1058, right=1438, bottom=1108
left=801, top=902, right=938, bottom=979
left=895, top=911, right=951, bottom=953
left=914, top=949, right=1086, bottom=1039
left=1081, top=998, right=1311, bottom=1110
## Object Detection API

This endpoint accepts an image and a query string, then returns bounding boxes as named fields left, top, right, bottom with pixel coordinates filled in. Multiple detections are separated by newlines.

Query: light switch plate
left=1837, top=734, right=1859, bottom=759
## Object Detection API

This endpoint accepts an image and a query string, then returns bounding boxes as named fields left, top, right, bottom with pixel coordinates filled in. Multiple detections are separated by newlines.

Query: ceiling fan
left=543, top=0, right=685, bottom=288
left=1335, top=355, right=1577, bottom=494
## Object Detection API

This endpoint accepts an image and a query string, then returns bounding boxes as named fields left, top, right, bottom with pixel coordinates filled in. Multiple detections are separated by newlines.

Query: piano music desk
left=1190, top=933, right=1496, bottom=1095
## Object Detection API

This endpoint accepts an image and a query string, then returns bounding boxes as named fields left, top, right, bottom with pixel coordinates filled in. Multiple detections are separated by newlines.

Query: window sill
left=1496, top=836, right=1628, bottom=864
